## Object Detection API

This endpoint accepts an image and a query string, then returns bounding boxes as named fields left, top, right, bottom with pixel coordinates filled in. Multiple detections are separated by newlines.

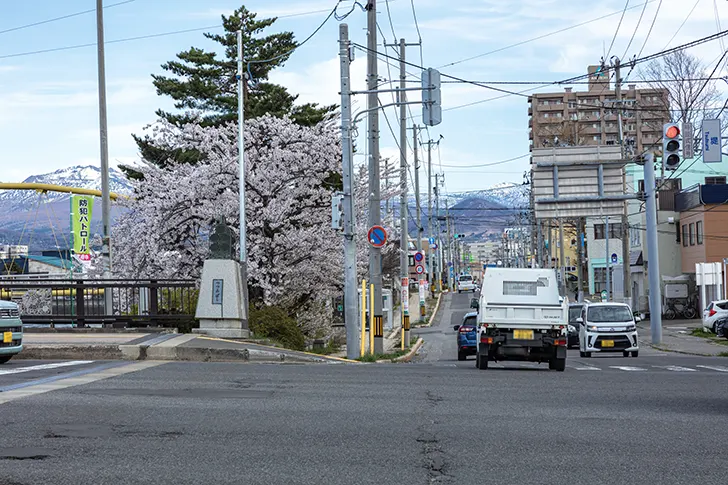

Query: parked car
left=578, top=302, right=640, bottom=358
left=453, top=311, right=478, bottom=361
left=567, top=303, right=584, bottom=348
left=0, top=300, right=23, bottom=364
left=702, top=300, right=728, bottom=333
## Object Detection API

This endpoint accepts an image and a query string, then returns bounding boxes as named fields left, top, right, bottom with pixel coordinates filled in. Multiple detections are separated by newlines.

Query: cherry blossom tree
left=113, top=115, right=343, bottom=333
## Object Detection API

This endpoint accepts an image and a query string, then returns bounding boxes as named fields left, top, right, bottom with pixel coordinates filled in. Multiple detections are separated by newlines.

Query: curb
left=22, top=327, right=177, bottom=334
left=418, top=292, right=444, bottom=328
left=647, top=343, right=720, bottom=357
left=391, top=337, right=424, bottom=363
left=15, top=344, right=338, bottom=364
left=196, top=336, right=360, bottom=364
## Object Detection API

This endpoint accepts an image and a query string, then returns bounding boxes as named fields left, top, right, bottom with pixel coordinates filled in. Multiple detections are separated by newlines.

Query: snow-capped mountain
left=0, top=165, right=133, bottom=211
left=0, top=165, right=133, bottom=250
left=442, top=182, right=530, bottom=209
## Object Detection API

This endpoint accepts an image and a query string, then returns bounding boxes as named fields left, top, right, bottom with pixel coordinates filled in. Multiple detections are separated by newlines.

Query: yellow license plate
left=3, top=331, right=12, bottom=344
left=601, top=340, right=614, bottom=348
left=513, top=329, right=534, bottom=340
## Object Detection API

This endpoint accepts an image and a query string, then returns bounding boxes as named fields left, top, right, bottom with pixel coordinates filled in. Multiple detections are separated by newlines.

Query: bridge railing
left=0, top=279, right=198, bottom=330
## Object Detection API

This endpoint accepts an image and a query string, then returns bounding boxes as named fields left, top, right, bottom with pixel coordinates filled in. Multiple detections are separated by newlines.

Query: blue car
left=454, top=311, right=478, bottom=361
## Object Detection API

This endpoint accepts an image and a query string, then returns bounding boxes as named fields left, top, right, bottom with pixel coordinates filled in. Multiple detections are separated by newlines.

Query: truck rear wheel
left=476, top=353, right=488, bottom=369
left=0, top=355, right=13, bottom=364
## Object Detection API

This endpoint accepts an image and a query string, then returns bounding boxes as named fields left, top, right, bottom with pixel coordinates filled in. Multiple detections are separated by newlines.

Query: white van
left=577, top=302, right=640, bottom=358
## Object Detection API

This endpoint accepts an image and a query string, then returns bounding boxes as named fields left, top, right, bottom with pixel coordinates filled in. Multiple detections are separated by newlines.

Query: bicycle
left=664, top=297, right=697, bottom=320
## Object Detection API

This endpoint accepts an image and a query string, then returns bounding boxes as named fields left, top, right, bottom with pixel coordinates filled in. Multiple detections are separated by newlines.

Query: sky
left=1, top=0, right=727, bottom=195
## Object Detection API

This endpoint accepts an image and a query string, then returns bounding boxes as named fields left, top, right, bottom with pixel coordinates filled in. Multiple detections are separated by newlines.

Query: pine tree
left=124, top=6, right=336, bottom=178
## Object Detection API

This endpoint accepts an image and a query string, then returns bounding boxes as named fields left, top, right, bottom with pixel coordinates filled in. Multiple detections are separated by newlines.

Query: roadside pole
left=236, top=29, right=250, bottom=334
left=558, top=218, right=566, bottom=297
left=366, top=0, right=384, bottom=355
left=605, top=216, right=611, bottom=301
left=360, top=278, right=367, bottom=356
left=427, top=140, right=434, bottom=294
left=445, top=200, right=452, bottom=290
left=338, top=24, right=360, bottom=360
left=615, top=57, right=631, bottom=304
left=95, top=0, right=113, bottom=315
left=413, top=125, right=425, bottom=317
left=643, top=153, right=662, bottom=344
left=397, top=38, right=410, bottom=349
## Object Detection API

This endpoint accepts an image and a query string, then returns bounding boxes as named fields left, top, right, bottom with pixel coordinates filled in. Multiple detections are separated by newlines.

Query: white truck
left=475, top=268, right=568, bottom=371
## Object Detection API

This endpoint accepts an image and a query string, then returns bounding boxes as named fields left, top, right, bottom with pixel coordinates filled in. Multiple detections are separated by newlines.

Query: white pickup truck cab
left=476, top=268, right=568, bottom=371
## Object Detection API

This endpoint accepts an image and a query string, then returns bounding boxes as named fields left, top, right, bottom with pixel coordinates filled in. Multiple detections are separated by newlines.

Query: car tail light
left=480, top=335, right=493, bottom=344
left=554, top=338, right=567, bottom=346
left=710, top=309, right=717, bottom=317
left=459, top=327, right=474, bottom=333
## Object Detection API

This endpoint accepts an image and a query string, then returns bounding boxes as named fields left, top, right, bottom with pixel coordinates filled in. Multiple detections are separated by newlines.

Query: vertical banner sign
left=71, top=195, right=94, bottom=255
left=418, top=279, right=426, bottom=305
left=401, top=277, right=409, bottom=313
left=682, top=122, right=694, bottom=159
left=702, top=119, right=722, bottom=163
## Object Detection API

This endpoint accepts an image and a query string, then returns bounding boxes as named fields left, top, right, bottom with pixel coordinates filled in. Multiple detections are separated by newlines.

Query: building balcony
left=538, top=102, right=565, bottom=111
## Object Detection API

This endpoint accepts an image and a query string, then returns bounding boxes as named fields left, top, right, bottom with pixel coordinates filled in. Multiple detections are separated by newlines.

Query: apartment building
left=528, top=65, right=670, bottom=155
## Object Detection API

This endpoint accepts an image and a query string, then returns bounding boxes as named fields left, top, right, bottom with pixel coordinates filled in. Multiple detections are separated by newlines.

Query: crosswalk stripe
left=653, top=365, right=697, bottom=372
left=609, top=366, right=647, bottom=371
left=0, top=361, right=93, bottom=376
left=696, top=365, right=728, bottom=373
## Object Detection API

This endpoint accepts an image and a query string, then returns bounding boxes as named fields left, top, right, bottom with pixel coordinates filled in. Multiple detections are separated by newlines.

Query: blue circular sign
left=367, top=225, right=387, bottom=248
left=414, top=251, right=424, bottom=262
left=611, top=253, right=618, bottom=263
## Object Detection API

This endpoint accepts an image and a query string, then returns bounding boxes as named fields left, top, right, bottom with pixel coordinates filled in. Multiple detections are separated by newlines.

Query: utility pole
left=558, top=219, right=566, bottom=297
left=412, top=125, right=425, bottom=316
left=435, top=174, right=443, bottom=291
left=605, top=216, right=611, bottom=301
left=423, top=137, right=441, bottom=296
left=643, top=153, right=662, bottom=344
left=95, top=0, right=113, bottom=315
left=614, top=57, right=631, bottom=304
left=366, top=0, right=383, bottom=354
left=396, top=37, right=410, bottom=348
left=577, top=218, right=585, bottom=302
left=338, top=24, right=359, bottom=360
left=445, top=200, right=452, bottom=290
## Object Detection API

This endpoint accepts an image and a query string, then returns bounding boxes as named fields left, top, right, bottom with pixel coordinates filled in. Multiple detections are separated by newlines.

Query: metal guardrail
left=0, top=279, right=198, bottom=329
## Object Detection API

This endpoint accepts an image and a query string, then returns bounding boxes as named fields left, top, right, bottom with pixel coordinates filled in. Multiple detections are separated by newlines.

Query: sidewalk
left=638, top=318, right=728, bottom=357
left=383, top=291, right=421, bottom=353
left=18, top=331, right=345, bottom=364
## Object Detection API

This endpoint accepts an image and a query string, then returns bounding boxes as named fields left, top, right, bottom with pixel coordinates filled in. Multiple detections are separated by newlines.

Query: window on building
left=594, top=224, right=605, bottom=240
left=630, top=227, right=641, bottom=247
left=593, top=267, right=611, bottom=293
left=593, top=135, right=601, bottom=142
left=682, top=224, right=688, bottom=247
left=689, top=223, right=695, bottom=246
left=594, top=223, right=622, bottom=239
left=570, top=113, right=578, bottom=121
left=592, top=123, right=600, bottom=129
left=705, top=176, right=726, bottom=185
left=697, top=221, right=703, bottom=245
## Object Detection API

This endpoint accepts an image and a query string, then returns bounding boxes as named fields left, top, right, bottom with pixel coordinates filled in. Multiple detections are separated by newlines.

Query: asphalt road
left=2, top=293, right=728, bottom=484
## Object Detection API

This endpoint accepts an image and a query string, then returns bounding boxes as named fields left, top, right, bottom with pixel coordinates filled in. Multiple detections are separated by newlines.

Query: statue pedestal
left=193, top=259, right=249, bottom=338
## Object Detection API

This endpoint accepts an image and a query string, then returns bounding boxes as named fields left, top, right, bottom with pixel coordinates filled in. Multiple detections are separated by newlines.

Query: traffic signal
left=662, top=123, right=681, bottom=171
left=331, top=192, right=344, bottom=230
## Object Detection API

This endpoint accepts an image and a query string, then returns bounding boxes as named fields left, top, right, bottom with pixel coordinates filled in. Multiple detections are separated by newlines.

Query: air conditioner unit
left=667, top=217, right=675, bottom=224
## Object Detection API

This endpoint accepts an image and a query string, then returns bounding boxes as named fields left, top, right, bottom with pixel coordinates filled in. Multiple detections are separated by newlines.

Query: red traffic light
left=665, top=125, right=680, bottom=139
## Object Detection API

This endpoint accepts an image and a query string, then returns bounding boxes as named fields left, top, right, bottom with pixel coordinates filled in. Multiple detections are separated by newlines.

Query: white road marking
left=653, top=365, right=697, bottom=372
left=0, top=361, right=165, bottom=405
left=0, top=361, right=93, bottom=376
left=609, top=366, right=648, bottom=371
left=573, top=366, right=601, bottom=371
left=696, top=365, right=728, bottom=373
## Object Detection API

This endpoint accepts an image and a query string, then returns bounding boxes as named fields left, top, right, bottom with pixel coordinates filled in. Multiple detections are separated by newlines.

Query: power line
left=636, top=0, right=662, bottom=58
left=409, top=0, right=424, bottom=67
left=605, top=0, right=630, bottom=61
left=0, top=0, right=135, bottom=36
left=438, top=154, right=531, bottom=169
left=661, top=0, right=700, bottom=51
left=621, top=0, right=650, bottom=60
left=437, top=1, right=658, bottom=70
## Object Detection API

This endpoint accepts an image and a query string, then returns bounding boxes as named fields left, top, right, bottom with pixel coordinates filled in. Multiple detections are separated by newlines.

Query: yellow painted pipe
left=369, top=283, right=374, bottom=355
left=0, top=182, right=123, bottom=200
left=360, top=279, right=367, bottom=357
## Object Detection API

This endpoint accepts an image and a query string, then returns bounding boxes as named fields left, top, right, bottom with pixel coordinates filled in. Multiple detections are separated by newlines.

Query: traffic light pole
left=338, top=24, right=360, bottom=360
left=643, top=153, right=662, bottom=344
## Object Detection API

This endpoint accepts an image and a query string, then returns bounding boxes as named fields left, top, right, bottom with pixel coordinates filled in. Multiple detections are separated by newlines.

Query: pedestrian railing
left=0, top=278, right=198, bottom=330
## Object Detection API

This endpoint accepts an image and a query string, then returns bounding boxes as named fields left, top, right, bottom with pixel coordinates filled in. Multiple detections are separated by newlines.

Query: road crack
left=417, top=389, right=453, bottom=483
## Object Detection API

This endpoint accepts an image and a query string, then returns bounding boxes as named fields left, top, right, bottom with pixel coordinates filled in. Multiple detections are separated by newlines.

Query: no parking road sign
left=415, top=264, right=425, bottom=275
left=368, top=225, right=387, bottom=248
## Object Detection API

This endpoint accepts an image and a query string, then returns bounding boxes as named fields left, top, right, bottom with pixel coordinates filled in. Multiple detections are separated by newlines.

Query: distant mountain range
left=0, top=165, right=530, bottom=251
left=0, top=166, right=133, bottom=251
